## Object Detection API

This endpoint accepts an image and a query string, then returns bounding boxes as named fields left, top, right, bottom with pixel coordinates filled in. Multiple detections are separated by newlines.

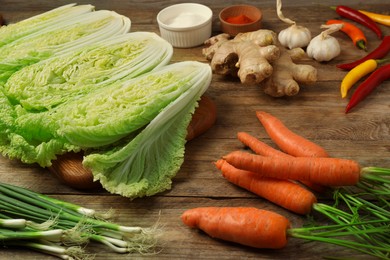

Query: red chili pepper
left=345, top=64, right=390, bottom=113
left=333, top=5, right=383, bottom=39
left=337, top=36, right=390, bottom=71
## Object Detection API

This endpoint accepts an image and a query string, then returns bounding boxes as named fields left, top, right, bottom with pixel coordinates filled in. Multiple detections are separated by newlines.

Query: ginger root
left=202, top=29, right=317, bottom=97
left=203, top=30, right=279, bottom=85
left=261, top=47, right=317, bottom=97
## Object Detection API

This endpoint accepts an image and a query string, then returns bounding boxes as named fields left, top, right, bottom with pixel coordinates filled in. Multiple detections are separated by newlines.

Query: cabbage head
left=1, top=59, right=211, bottom=198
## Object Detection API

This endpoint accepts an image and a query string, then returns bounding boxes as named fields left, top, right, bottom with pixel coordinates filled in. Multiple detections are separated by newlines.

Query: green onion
left=0, top=228, right=63, bottom=242
left=4, top=240, right=88, bottom=260
left=0, top=182, right=161, bottom=258
left=0, top=213, right=55, bottom=230
left=0, top=218, right=26, bottom=229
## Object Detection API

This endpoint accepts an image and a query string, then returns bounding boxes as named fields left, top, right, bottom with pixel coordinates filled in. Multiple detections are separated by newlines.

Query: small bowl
left=157, top=3, right=213, bottom=48
left=219, top=5, right=262, bottom=36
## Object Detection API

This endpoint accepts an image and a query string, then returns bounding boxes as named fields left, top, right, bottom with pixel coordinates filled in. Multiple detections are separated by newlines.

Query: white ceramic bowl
left=157, top=3, right=213, bottom=48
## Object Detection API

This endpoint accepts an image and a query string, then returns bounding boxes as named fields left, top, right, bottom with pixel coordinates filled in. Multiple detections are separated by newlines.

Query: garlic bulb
left=307, top=24, right=342, bottom=62
left=278, top=24, right=311, bottom=49
left=276, top=0, right=311, bottom=49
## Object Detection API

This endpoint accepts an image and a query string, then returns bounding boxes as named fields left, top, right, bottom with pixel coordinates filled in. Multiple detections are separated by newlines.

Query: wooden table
left=1, top=0, right=389, bottom=259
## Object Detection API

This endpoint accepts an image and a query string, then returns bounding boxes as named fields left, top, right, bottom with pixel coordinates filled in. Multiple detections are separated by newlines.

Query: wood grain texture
left=0, top=0, right=389, bottom=259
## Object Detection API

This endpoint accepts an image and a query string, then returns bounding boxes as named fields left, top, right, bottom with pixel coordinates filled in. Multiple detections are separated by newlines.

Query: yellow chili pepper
left=340, top=59, right=378, bottom=98
left=358, top=10, right=390, bottom=27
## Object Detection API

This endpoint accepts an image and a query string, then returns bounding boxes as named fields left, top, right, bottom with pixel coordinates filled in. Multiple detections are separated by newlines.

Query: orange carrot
left=237, top=131, right=288, bottom=157
left=299, top=180, right=328, bottom=193
left=215, top=159, right=317, bottom=215
left=223, top=150, right=361, bottom=186
left=181, top=207, right=290, bottom=249
left=237, top=131, right=328, bottom=193
left=255, top=111, right=329, bottom=158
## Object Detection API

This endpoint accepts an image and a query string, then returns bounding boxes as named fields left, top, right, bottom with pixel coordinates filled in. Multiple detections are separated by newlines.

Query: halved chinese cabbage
left=4, top=32, right=173, bottom=111
left=1, top=61, right=212, bottom=198
left=83, top=61, right=212, bottom=198
left=0, top=4, right=95, bottom=48
left=0, top=9, right=131, bottom=84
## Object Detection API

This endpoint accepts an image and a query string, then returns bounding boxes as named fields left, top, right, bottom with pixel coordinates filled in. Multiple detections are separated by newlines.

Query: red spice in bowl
left=225, top=14, right=254, bottom=24
left=219, top=5, right=262, bottom=36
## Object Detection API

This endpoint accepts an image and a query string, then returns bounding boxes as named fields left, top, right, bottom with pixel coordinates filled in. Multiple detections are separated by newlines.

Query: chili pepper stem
left=376, top=58, right=390, bottom=65
left=356, top=40, right=367, bottom=51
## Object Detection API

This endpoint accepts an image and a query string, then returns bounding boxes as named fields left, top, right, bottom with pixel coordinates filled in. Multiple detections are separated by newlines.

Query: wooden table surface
left=1, top=0, right=389, bottom=259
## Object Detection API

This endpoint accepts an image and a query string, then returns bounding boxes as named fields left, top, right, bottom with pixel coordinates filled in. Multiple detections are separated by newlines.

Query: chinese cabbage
left=0, top=9, right=131, bottom=84
left=4, top=32, right=173, bottom=111
left=0, top=4, right=95, bottom=48
left=83, top=61, right=212, bottom=198
left=0, top=32, right=173, bottom=166
left=0, top=5, right=213, bottom=199
left=1, top=61, right=211, bottom=199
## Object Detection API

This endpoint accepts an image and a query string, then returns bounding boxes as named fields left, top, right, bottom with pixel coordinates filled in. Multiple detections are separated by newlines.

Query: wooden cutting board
left=49, top=95, right=217, bottom=190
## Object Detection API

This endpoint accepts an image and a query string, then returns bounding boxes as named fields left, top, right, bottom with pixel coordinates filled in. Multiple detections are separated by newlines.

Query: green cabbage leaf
left=4, top=32, right=173, bottom=111
left=0, top=7, right=131, bottom=84
left=0, top=4, right=95, bottom=48
left=83, top=61, right=212, bottom=198
left=1, top=32, right=173, bottom=165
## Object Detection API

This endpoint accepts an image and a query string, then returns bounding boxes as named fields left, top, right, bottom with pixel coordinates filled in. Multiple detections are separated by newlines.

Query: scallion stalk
left=0, top=218, right=26, bottom=229
left=0, top=182, right=161, bottom=257
left=5, top=240, right=88, bottom=260
left=0, top=228, right=63, bottom=242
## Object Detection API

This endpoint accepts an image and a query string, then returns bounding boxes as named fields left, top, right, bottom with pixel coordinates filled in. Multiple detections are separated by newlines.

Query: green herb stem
left=0, top=183, right=97, bottom=217
left=0, top=218, right=26, bottom=229
left=0, top=182, right=161, bottom=257
left=361, top=167, right=390, bottom=185
left=0, top=228, right=63, bottom=242
left=5, top=240, right=88, bottom=259
left=289, top=229, right=390, bottom=259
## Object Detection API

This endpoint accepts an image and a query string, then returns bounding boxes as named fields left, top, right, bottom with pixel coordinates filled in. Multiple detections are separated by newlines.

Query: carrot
left=255, top=111, right=329, bottom=158
left=215, top=159, right=317, bottom=215
left=237, top=131, right=328, bottom=193
left=237, top=131, right=288, bottom=157
left=182, top=206, right=390, bottom=256
left=298, top=180, right=328, bottom=193
left=223, top=150, right=361, bottom=186
left=181, top=207, right=290, bottom=249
